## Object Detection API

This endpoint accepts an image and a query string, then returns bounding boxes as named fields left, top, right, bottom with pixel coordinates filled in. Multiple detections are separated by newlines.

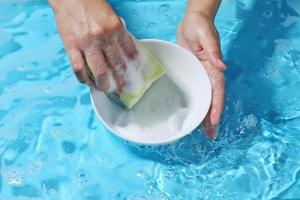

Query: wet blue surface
left=0, top=0, right=300, bottom=199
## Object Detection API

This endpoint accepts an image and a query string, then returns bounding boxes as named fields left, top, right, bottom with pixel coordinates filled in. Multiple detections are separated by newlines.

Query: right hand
left=177, top=11, right=225, bottom=139
left=50, top=0, right=137, bottom=92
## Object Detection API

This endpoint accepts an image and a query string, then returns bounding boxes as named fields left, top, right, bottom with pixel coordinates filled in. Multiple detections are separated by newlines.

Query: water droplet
left=259, top=22, right=267, bottom=27
left=130, top=9, right=137, bottom=16
left=263, top=10, right=273, bottom=19
left=31, top=61, right=39, bottom=67
left=73, top=169, right=89, bottom=187
left=132, top=25, right=141, bottom=32
left=115, top=5, right=123, bottom=10
left=146, top=23, right=157, bottom=29
left=4, top=84, right=16, bottom=92
left=25, top=137, right=32, bottom=143
left=44, top=86, right=51, bottom=93
left=160, top=4, right=170, bottom=12
left=48, top=188, right=56, bottom=194
left=4, top=167, right=24, bottom=185
left=62, top=141, right=76, bottom=154
left=136, top=169, right=145, bottom=178
left=65, top=71, right=72, bottom=78
left=17, top=65, right=26, bottom=70
left=28, top=161, right=42, bottom=174
left=26, top=74, right=35, bottom=79
left=38, top=152, right=48, bottom=161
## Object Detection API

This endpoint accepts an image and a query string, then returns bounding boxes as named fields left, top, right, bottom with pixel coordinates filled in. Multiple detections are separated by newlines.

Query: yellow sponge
left=87, top=46, right=166, bottom=110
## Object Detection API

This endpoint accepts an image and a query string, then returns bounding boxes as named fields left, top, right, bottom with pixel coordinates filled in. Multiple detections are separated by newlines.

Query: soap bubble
left=263, top=10, right=273, bottom=19
left=168, top=108, right=188, bottom=133
left=242, top=114, right=258, bottom=128
left=146, top=23, right=157, bottom=29
left=160, top=4, right=170, bottom=12
left=72, top=169, right=89, bottom=187
left=4, top=167, right=24, bottom=185
left=48, top=188, right=57, bottom=195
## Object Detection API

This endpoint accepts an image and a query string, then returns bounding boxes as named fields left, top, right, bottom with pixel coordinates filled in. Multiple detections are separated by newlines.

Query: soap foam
left=113, top=76, right=188, bottom=138
left=123, top=55, right=144, bottom=94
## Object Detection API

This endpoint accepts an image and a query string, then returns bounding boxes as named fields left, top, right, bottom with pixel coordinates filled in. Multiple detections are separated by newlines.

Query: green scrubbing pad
left=87, top=45, right=166, bottom=110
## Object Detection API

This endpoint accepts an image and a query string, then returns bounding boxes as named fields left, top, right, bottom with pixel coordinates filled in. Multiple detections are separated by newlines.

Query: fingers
left=118, top=29, right=138, bottom=59
left=84, top=47, right=110, bottom=91
left=198, top=22, right=226, bottom=71
left=204, top=115, right=217, bottom=139
left=210, top=71, right=225, bottom=126
left=202, top=61, right=225, bottom=139
left=103, top=43, right=126, bottom=93
left=67, top=48, right=94, bottom=86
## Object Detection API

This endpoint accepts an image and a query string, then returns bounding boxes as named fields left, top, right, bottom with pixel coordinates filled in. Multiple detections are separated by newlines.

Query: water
left=0, top=0, right=300, bottom=199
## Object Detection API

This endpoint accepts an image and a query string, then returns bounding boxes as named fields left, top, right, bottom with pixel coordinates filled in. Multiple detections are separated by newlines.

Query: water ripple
left=1, top=0, right=300, bottom=199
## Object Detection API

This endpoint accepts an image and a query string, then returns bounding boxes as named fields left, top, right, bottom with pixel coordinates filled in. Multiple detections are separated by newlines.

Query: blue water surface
left=1, top=0, right=300, bottom=199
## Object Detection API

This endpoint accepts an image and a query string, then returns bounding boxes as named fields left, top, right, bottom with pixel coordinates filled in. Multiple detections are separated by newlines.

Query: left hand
left=177, top=11, right=225, bottom=139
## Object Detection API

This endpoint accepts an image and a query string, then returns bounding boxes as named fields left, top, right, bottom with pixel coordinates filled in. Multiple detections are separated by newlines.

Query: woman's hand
left=49, top=0, right=137, bottom=92
left=177, top=11, right=225, bottom=139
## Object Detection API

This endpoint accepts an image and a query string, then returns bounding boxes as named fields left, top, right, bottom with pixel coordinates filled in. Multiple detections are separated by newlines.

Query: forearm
left=48, top=0, right=108, bottom=13
left=186, top=0, right=221, bottom=20
left=48, top=0, right=63, bottom=12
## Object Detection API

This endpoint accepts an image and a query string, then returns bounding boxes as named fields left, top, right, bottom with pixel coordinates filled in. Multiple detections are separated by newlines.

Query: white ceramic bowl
left=90, top=39, right=211, bottom=145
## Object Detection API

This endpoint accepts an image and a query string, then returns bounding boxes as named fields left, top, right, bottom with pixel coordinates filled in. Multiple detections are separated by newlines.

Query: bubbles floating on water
left=130, top=9, right=137, bottom=16
left=160, top=4, right=170, bottom=12
left=4, top=84, right=16, bottom=92
left=73, top=169, right=89, bottom=187
left=242, top=114, right=258, bottom=128
left=44, top=86, right=52, bottom=93
left=115, top=5, right=123, bottom=11
left=4, top=167, right=24, bottom=185
left=28, top=161, right=43, bottom=174
left=146, top=23, right=157, bottom=29
left=263, top=10, right=273, bottom=19
left=62, top=141, right=76, bottom=154
left=136, top=169, right=146, bottom=179
left=48, top=188, right=57, bottom=195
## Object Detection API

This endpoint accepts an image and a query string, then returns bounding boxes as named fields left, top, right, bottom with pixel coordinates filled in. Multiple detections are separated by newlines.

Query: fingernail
left=211, top=52, right=226, bottom=71
left=205, top=124, right=217, bottom=140
left=218, top=60, right=227, bottom=71
left=212, top=108, right=217, bottom=114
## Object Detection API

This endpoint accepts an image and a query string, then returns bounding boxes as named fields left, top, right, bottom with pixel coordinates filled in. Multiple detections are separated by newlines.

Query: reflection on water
left=0, top=0, right=300, bottom=199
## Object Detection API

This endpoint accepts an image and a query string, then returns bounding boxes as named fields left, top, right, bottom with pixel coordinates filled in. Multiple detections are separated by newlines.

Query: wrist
left=185, top=10, right=215, bottom=23
left=48, top=0, right=110, bottom=13
left=186, top=9, right=216, bottom=21
left=185, top=0, right=221, bottom=21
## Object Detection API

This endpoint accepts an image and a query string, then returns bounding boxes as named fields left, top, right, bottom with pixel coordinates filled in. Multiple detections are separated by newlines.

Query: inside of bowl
left=91, top=74, right=190, bottom=143
left=91, top=39, right=211, bottom=144
left=113, top=75, right=189, bottom=141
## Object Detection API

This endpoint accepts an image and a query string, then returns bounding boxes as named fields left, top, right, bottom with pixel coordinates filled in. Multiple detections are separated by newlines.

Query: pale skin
left=177, top=0, right=225, bottom=138
left=49, top=0, right=225, bottom=139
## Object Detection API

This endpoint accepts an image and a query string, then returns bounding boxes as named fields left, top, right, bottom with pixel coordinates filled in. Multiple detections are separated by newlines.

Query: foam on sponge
left=88, top=44, right=166, bottom=110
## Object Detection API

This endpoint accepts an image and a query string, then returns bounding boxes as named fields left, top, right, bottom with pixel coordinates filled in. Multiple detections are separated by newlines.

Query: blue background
left=0, top=0, right=300, bottom=199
